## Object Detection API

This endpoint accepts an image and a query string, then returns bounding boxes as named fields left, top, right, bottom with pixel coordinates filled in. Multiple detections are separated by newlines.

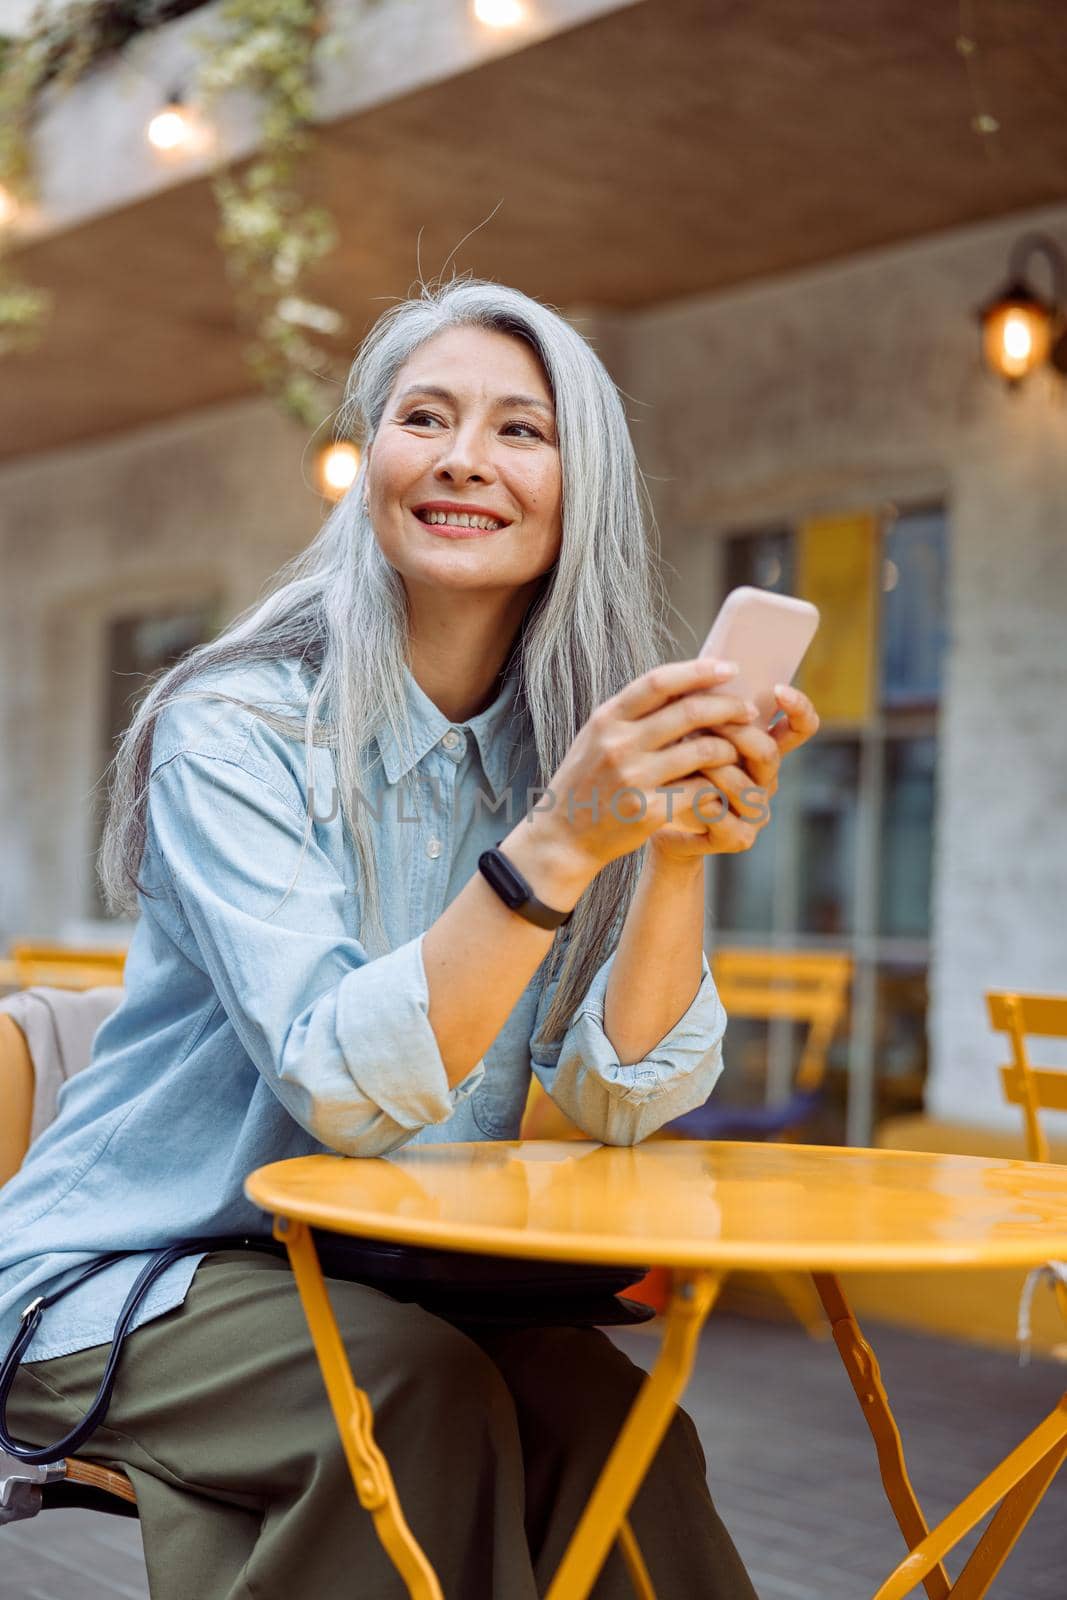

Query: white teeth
left=419, top=510, right=504, bottom=530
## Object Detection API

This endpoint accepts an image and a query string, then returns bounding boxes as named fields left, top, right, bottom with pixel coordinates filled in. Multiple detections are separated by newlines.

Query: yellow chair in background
left=0, top=1014, right=34, bottom=1188
left=667, top=948, right=853, bottom=1141
left=986, top=989, right=1067, bottom=1331
left=524, top=947, right=852, bottom=1145
left=0, top=1009, right=138, bottom=1520
left=987, top=991, right=1067, bottom=1165
left=0, top=943, right=127, bottom=992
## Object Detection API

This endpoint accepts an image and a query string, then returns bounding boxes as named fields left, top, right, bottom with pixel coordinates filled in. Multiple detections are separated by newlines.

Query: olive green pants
left=7, top=1250, right=758, bottom=1600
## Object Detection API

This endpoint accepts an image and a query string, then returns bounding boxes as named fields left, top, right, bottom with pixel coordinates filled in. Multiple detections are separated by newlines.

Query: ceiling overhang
left=3, top=0, right=1066, bottom=463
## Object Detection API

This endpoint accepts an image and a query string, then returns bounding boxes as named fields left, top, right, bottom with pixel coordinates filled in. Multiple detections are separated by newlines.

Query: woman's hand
left=535, top=657, right=761, bottom=879
left=647, top=682, right=821, bottom=864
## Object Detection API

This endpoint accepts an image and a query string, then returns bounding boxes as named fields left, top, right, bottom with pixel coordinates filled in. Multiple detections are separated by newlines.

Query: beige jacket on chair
left=0, top=986, right=123, bottom=1156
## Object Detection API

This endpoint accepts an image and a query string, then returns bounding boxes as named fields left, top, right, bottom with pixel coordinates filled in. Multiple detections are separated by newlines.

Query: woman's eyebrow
left=396, top=384, right=555, bottom=419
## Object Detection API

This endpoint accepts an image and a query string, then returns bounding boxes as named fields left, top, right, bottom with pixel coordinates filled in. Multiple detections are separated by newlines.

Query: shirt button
left=426, top=837, right=443, bottom=859
left=442, top=729, right=461, bottom=750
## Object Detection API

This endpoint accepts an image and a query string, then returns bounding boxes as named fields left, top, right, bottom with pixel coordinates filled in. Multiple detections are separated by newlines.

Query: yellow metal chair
left=0, top=942, right=127, bottom=992
left=667, top=947, right=854, bottom=1142
left=0, top=1010, right=138, bottom=1520
left=524, top=948, right=853, bottom=1141
left=986, top=990, right=1067, bottom=1331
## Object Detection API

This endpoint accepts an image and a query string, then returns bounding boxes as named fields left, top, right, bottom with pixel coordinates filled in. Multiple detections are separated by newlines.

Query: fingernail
left=745, top=701, right=760, bottom=718
left=775, top=683, right=798, bottom=703
left=712, top=660, right=739, bottom=678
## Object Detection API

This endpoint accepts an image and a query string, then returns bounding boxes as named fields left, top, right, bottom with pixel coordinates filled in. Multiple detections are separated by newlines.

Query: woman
left=1, top=277, right=818, bottom=1597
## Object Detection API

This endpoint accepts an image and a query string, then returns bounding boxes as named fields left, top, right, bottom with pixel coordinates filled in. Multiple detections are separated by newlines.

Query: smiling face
left=363, top=324, right=563, bottom=602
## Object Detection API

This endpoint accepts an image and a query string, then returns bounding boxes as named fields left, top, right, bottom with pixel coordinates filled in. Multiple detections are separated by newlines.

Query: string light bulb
left=315, top=442, right=361, bottom=501
left=147, top=91, right=199, bottom=154
left=976, top=233, right=1067, bottom=387
left=473, top=0, right=525, bottom=28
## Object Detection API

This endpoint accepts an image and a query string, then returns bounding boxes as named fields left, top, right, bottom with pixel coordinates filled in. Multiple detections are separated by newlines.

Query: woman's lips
left=411, top=509, right=505, bottom=539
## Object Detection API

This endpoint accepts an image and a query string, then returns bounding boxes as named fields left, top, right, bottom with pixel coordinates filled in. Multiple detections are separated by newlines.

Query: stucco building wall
left=621, top=201, right=1067, bottom=1130
left=0, top=400, right=319, bottom=941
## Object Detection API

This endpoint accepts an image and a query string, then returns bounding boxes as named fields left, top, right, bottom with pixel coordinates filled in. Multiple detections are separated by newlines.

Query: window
left=89, top=602, right=222, bottom=918
left=793, top=740, right=861, bottom=938
left=879, top=734, right=937, bottom=940
left=707, top=506, right=948, bottom=1143
left=880, top=509, right=947, bottom=709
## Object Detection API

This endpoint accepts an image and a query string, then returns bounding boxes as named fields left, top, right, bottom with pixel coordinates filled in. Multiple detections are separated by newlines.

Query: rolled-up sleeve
left=530, top=947, right=727, bottom=1145
left=147, top=743, right=484, bottom=1157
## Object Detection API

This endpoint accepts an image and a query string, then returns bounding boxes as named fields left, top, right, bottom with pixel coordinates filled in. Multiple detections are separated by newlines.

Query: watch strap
left=477, top=846, right=573, bottom=930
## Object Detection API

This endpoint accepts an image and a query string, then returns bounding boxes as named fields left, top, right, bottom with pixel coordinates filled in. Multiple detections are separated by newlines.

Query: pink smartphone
left=698, top=586, right=820, bottom=730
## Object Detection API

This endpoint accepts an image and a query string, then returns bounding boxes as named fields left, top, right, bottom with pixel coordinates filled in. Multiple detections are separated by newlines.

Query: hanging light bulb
left=473, top=0, right=525, bottom=28
left=976, top=232, right=1067, bottom=386
left=316, top=442, right=361, bottom=501
left=147, top=91, right=199, bottom=154
left=0, top=184, right=19, bottom=228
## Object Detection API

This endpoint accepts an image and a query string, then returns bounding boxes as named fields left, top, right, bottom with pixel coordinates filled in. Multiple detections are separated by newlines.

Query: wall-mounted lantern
left=976, top=232, right=1067, bottom=386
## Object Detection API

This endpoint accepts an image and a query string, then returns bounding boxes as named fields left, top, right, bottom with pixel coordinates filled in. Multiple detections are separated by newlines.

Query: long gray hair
left=98, top=274, right=678, bottom=1051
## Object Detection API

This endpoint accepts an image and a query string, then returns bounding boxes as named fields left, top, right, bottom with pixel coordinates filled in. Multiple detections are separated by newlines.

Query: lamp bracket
left=1007, top=232, right=1066, bottom=311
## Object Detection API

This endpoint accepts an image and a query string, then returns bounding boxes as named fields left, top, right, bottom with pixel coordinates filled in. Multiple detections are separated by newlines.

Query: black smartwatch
left=477, top=846, right=573, bottom=930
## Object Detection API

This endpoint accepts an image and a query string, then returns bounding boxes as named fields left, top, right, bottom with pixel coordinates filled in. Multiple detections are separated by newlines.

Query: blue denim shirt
left=0, top=655, right=727, bottom=1362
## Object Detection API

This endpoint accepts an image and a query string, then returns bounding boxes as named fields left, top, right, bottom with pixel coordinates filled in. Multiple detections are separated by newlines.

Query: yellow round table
left=245, top=1141, right=1067, bottom=1600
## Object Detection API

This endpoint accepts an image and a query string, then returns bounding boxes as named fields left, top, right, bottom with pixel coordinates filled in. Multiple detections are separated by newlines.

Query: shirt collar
left=376, top=655, right=524, bottom=802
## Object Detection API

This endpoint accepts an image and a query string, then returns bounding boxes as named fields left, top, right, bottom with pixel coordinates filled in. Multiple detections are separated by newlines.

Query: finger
left=658, top=826, right=737, bottom=857
left=703, top=763, right=773, bottom=826
left=717, top=723, right=780, bottom=790
left=686, top=770, right=747, bottom=827
left=699, top=804, right=760, bottom=854
left=655, top=732, right=740, bottom=788
left=641, top=688, right=759, bottom=754
left=771, top=684, right=820, bottom=757
left=611, top=656, right=740, bottom=723
left=653, top=773, right=724, bottom=833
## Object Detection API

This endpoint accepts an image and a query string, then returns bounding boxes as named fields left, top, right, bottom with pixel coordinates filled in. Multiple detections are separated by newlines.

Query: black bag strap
left=0, top=1236, right=281, bottom=1465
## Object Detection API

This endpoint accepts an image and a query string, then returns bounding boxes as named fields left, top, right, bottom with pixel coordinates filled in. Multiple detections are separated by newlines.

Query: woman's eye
left=399, top=410, right=543, bottom=440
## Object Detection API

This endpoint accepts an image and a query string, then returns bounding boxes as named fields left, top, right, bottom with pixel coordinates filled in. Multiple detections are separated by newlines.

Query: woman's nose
left=433, top=430, right=496, bottom=485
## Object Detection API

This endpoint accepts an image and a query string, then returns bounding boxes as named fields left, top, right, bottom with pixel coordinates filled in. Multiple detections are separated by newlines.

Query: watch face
left=482, top=848, right=525, bottom=908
